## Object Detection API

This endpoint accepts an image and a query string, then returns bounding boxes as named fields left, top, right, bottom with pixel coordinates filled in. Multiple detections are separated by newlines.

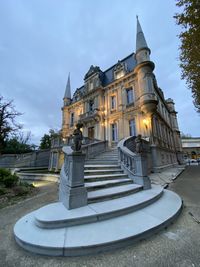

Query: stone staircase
left=14, top=147, right=182, bottom=257
left=84, top=148, right=142, bottom=203
left=85, top=148, right=118, bottom=165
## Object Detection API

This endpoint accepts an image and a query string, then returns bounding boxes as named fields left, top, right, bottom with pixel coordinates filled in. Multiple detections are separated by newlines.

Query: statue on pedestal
left=72, top=123, right=83, bottom=152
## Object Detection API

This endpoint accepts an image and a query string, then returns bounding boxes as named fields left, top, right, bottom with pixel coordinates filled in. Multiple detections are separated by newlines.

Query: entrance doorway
left=88, top=127, right=95, bottom=139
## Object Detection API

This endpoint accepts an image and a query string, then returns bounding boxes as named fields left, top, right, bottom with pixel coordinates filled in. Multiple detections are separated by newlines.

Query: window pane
left=127, top=89, right=134, bottom=104
left=89, top=100, right=94, bottom=111
left=111, top=124, right=117, bottom=141
left=129, top=119, right=136, bottom=136
left=70, top=113, right=74, bottom=126
left=111, top=96, right=116, bottom=109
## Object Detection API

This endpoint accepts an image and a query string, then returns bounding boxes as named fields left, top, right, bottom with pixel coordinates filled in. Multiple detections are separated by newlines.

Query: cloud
left=0, top=0, right=199, bottom=145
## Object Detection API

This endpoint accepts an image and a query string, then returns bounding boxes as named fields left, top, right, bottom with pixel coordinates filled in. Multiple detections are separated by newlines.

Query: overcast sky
left=0, top=0, right=199, bottom=145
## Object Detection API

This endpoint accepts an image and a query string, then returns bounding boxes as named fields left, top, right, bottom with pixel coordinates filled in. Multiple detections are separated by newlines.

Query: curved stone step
left=85, top=178, right=133, bottom=191
left=34, top=185, right=163, bottom=229
left=88, top=184, right=142, bottom=203
left=84, top=165, right=120, bottom=170
left=84, top=173, right=128, bottom=182
left=84, top=169, right=124, bottom=175
left=14, top=189, right=182, bottom=256
left=85, top=160, right=118, bottom=165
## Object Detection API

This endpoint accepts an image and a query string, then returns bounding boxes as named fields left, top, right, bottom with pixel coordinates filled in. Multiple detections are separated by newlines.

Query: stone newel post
left=133, top=153, right=151, bottom=189
left=59, top=122, right=87, bottom=209
left=133, top=134, right=151, bottom=189
left=59, top=146, right=87, bottom=209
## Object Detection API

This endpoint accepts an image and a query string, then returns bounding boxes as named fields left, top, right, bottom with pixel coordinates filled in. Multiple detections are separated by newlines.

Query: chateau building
left=50, top=18, right=183, bottom=170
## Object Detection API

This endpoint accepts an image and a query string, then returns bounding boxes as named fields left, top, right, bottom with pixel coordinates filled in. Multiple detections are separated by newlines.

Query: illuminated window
left=111, top=96, right=116, bottom=109
left=129, top=119, right=136, bottom=136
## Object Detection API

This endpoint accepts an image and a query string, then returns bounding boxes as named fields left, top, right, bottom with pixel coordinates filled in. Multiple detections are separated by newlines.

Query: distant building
left=181, top=137, right=200, bottom=159
left=49, top=18, right=183, bottom=171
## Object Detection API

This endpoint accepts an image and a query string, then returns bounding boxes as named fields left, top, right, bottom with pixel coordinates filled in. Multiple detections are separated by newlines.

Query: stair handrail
left=117, top=136, right=151, bottom=189
left=117, top=136, right=137, bottom=175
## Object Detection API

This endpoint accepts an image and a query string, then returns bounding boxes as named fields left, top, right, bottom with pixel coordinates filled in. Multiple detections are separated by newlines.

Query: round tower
left=135, top=17, right=158, bottom=116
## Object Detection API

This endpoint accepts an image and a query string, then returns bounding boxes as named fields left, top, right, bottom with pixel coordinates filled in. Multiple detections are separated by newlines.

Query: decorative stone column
left=59, top=146, right=87, bottom=209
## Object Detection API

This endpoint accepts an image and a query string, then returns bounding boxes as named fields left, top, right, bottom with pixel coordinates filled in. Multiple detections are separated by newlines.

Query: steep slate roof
left=102, top=52, right=136, bottom=86
left=72, top=52, right=136, bottom=102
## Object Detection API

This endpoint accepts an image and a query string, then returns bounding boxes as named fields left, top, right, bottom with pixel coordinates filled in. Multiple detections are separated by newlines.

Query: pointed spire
left=64, top=73, right=71, bottom=99
left=136, top=16, right=150, bottom=53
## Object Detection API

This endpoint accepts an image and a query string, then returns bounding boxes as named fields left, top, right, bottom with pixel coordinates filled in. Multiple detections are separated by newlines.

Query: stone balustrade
left=82, top=140, right=108, bottom=159
left=118, top=136, right=151, bottom=189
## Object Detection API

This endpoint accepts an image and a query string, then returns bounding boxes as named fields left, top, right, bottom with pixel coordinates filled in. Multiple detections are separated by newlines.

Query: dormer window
left=84, top=65, right=103, bottom=92
left=115, top=70, right=124, bottom=79
left=114, top=60, right=126, bottom=80
left=89, top=80, right=94, bottom=91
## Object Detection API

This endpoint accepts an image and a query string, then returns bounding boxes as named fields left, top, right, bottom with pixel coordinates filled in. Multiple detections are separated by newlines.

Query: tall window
left=70, top=113, right=74, bottom=127
left=89, top=99, right=94, bottom=112
left=89, top=80, right=94, bottom=91
left=111, top=123, right=118, bottom=141
left=129, top=119, right=136, bottom=136
left=126, top=88, right=134, bottom=104
left=111, top=95, right=116, bottom=110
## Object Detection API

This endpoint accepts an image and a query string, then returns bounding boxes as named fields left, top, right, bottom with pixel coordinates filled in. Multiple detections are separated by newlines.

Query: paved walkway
left=1, top=166, right=200, bottom=267
left=150, top=166, right=185, bottom=187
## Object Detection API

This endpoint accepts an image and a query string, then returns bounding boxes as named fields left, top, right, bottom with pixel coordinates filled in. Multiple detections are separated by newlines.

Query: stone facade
left=57, top=18, right=183, bottom=171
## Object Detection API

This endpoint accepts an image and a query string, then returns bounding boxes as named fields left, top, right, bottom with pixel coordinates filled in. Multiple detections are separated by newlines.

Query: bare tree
left=0, top=95, right=22, bottom=153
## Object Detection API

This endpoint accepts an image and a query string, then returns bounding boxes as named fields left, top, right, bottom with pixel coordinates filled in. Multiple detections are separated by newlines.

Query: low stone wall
left=49, top=141, right=108, bottom=171
left=18, top=172, right=59, bottom=182
left=0, top=149, right=50, bottom=168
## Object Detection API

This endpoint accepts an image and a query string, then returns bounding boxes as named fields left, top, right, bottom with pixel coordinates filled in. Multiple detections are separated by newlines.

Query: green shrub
left=0, top=188, right=6, bottom=195
left=0, top=168, right=19, bottom=188
left=0, top=168, right=11, bottom=184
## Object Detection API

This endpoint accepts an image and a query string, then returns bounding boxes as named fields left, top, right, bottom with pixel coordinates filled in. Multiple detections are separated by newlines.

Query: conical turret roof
left=64, top=73, right=71, bottom=99
left=136, top=16, right=150, bottom=53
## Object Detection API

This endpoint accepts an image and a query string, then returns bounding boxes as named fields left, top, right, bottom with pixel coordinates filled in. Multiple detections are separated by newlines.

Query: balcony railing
left=79, top=109, right=100, bottom=122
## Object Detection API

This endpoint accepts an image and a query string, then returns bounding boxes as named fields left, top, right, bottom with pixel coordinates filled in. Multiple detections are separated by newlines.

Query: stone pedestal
left=59, top=146, right=87, bottom=209
left=133, top=153, right=151, bottom=189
